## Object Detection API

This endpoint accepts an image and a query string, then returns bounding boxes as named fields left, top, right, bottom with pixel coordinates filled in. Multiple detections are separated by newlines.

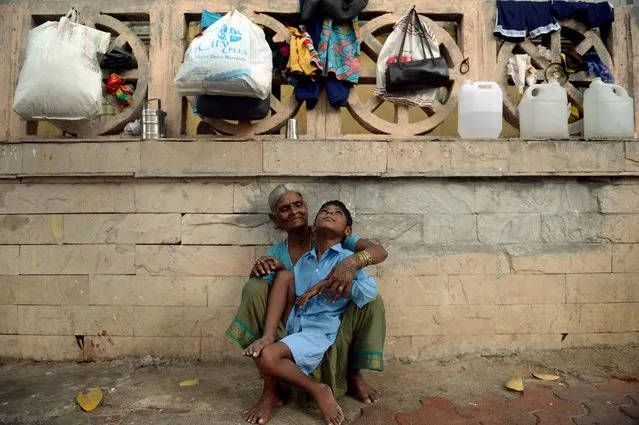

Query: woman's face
left=272, top=192, right=308, bottom=231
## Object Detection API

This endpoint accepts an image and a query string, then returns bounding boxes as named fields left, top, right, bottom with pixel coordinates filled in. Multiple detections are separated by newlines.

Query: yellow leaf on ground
left=179, top=379, right=200, bottom=387
left=505, top=377, right=524, bottom=392
left=76, top=388, right=103, bottom=412
left=533, top=372, right=560, bottom=381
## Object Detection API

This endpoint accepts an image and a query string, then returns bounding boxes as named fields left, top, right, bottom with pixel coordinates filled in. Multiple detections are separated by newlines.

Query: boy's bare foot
left=244, top=392, right=283, bottom=424
left=243, top=335, right=276, bottom=358
left=347, top=372, right=380, bottom=404
left=313, top=383, right=344, bottom=425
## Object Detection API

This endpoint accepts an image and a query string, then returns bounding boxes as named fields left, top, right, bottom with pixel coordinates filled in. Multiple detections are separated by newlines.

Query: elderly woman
left=225, top=185, right=387, bottom=425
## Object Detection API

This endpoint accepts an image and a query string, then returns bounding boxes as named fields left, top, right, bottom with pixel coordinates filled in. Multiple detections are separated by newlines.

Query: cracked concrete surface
left=0, top=347, right=637, bottom=425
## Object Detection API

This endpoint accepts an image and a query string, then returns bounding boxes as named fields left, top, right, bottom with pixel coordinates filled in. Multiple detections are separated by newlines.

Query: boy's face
left=313, top=204, right=352, bottom=237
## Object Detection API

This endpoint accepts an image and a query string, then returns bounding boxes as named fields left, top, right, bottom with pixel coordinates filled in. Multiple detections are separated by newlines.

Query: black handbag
left=196, top=95, right=270, bottom=120
left=384, top=8, right=450, bottom=92
left=300, top=0, right=368, bottom=21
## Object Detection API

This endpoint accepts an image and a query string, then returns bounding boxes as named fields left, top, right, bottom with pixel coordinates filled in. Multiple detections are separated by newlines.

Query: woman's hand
left=249, top=256, right=284, bottom=278
left=324, top=256, right=358, bottom=302
left=297, top=280, right=329, bottom=307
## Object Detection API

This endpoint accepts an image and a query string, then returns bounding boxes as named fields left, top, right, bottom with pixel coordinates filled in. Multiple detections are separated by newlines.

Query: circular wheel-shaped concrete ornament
left=347, top=13, right=464, bottom=136
left=52, top=13, right=149, bottom=137
left=497, top=19, right=613, bottom=135
left=196, top=12, right=301, bottom=136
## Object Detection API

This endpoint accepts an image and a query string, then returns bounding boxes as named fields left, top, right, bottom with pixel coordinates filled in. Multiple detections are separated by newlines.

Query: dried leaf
left=532, top=372, right=560, bottom=381
left=76, top=388, right=103, bottom=412
left=179, top=379, right=200, bottom=387
left=505, top=377, right=524, bottom=392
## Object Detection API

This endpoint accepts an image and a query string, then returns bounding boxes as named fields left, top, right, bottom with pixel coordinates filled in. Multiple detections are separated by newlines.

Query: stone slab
left=0, top=246, right=19, bottom=275
left=64, top=214, right=181, bottom=244
left=263, top=141, right=386, bottom=174
left=89, top=275, right=208, bottom=306
left=182, top=214, right=279, bottom=245
left=18, top=335, right=82, bottom=361
left=509, top=141, right=625, bottom=173
left=509, top=245, right=612, bottom=274
left=22, top=143, right=139, bottom=174
left=208, top=277, right=245, bottom=307
left=135, top=245, right=254, bottom=276
left=355, top=181, right=475, bottom=214
left=0, top=214, right=63, bottom=244
left=0, top=144, right=21, bottom=175
left=612, top=244, right=639, bottom=273
left=83, top=336, right=201, bottom=360
left=626, top=142, right=639, bottom=172
left=423, top=214, right=477, bottom=244
left=17, top=305, right=135, bottom=336
left=0, top=184, right=134, bottom=214
left=478, top=213, right=541, bottom=244
left=233, top=181, right=357, bottom=215
left=542, top=213, right=639, bottom=243
left=378, top=246, right=509, bottom=276
left=134, top=182, right=234, bottom=213
left=0, top=305, right=18, bottom=334
left=598, top=184, right=639, bottom=213
left=377, top=275, right=450, bottom=306
left=475, top=181, right=594, bottom=213
left=566, top=273, right=639, bottom=303
left=0, top=275, right=89, bottom=305
left=448, top=274, right=566, bottom=305
left=131, top=306, right=236, bottom=337
left=356, top=214, right=423, bottom=244
left=386, top=305, right=497, bottom=336
left=20, top=245, right=135, bottom=275
left=140, top=141, right=262, bottom=175
left=387, top=141, right=509, bottom=175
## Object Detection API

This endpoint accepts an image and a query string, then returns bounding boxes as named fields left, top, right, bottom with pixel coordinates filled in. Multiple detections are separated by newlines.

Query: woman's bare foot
left=244, top=392, right=283, bottom=424
left=312, top=383, right=344, bottom=425
left=243, top=335, right=276, bottom=358
left=348, top=371, right=380, bottom=404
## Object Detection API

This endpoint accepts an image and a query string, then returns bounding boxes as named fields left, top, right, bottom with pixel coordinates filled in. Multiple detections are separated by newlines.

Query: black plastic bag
left=196, top=95, right=270, bottom=120
left=101, top=46, right=137, bottom=69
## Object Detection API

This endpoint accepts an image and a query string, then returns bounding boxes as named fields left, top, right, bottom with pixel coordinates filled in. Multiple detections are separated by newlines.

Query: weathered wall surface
left=0, top=140, right=637, bottom=361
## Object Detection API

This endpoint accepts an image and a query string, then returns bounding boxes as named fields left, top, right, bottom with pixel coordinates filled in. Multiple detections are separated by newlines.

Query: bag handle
left=411, top=7, right=438, bottom=63
left=64, top=8, right=78, bottom=23
left=396, top=7, right=437, bottom=68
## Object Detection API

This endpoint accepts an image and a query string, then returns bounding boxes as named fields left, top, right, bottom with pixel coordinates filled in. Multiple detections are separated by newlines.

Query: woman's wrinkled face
left=272, top=192, right=308, bottom=231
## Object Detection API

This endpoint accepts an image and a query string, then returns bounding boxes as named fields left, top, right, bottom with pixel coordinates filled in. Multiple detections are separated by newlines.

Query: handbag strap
left=396, top=7, right=437, bottom=66
left=412, top=7, right=438, bottom=62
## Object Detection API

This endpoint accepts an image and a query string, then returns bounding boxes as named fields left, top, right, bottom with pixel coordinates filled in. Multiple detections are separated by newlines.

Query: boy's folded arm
left=349, top=270, right=377, bottom=308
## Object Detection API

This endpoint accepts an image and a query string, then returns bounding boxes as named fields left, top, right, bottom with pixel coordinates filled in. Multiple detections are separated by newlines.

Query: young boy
left=243, top=201, right=377, bottom=425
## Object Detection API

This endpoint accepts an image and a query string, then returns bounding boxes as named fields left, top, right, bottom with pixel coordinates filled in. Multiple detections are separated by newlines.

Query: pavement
left=0, top=347, right=638, bottom=425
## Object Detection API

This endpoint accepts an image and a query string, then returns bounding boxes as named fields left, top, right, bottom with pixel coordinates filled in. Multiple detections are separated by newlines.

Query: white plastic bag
left=374, top=11, right=441, bottom=107
left=13, top=10, right=110, bottom=121
left=174, top=10, right=272, bottom=99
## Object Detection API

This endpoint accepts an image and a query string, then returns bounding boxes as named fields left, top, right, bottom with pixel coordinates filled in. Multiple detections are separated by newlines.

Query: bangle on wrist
left=356, top=250, right=373, bottom=268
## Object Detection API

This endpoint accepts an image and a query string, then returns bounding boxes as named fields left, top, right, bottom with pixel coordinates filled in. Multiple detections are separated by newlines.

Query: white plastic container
left=584, top=78, right=635, bottom=139
left=519, top=82, right=569, bottom=138
left=458, top=81, right=503, bottom=139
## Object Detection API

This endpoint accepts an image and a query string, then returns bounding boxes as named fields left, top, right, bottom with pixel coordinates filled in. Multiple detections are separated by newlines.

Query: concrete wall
left=0, top=140, right=637, bottom=361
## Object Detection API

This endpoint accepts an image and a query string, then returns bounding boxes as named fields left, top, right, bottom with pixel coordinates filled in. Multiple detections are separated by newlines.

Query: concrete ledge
left=1, top=139, right=637, bottom=178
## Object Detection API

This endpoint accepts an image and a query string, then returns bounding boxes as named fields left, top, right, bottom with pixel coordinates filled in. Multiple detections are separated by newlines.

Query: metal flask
left=141, top=98, right=167, bottom=140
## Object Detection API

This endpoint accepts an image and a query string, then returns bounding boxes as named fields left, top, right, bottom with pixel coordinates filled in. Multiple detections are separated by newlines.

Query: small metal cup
left=285, top=119, right=298, bottom=139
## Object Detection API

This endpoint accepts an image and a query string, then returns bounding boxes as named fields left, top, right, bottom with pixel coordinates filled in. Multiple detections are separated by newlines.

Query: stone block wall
left=0, top=145, right=637, bottom=361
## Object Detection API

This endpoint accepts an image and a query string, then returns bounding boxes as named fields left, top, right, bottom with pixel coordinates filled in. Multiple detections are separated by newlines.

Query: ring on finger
left=337, top=286, right=344, bottom=292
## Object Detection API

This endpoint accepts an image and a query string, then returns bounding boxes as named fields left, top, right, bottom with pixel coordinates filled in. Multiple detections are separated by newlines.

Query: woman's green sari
left=225, top=278, right=385, bottom=406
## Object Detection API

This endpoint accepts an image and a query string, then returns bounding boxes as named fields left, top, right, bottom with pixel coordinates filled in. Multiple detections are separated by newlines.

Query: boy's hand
left=297, top=280, right=330, bottom=307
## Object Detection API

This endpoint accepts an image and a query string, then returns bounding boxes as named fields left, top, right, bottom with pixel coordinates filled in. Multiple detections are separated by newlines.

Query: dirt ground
left=1, top=347, right=638, bottom=425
